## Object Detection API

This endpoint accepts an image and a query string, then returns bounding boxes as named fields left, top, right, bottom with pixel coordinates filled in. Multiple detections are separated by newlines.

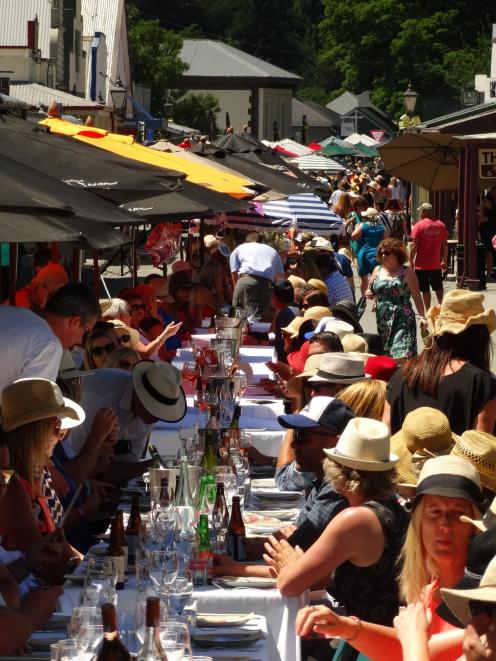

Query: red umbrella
left=307, top=142, right=322, bottom=151
left=275, top=145, right=298, bottom=157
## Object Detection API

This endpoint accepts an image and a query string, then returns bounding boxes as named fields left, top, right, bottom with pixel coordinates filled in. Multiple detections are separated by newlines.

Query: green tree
left=173, top=93, right=220, bottom=134
left=127, top=5, right=187, bottom=115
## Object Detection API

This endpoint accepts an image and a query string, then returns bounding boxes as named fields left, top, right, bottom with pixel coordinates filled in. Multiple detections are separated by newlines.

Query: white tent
left=344, top=133, right=379, bottom=146
left=292, top=154, right=344, bottom=173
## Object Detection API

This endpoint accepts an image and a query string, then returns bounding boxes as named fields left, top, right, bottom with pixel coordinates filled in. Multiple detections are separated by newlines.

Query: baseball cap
left=417, top=202, right=433, bottom=212
left=277, top=396, right=355, bottom=433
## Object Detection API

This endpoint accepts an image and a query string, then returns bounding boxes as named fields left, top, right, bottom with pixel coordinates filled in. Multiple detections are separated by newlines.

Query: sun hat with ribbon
left=341, top=333, right=369, bottom=353
left=308, top=353, right=370, bottom=385
left=132, top=360, right=186, bottom=422
left=426, top=289, right=496, bottom=337
left=313, top=317, right=354, bottom=338
left=361, top=207, right=379, bottom=219
left=460, top=495, right=496, bottom=533
left=414, top=455, right=483, bottom=508
left=58, top=349, right=93, bottom=380
left=439, top=530, right=496, bottom=627
left=1, top=378, right=81, bottom=432
left=324, top=417, right=397, bottom=472
left=451, top=430, right=496, bottom=492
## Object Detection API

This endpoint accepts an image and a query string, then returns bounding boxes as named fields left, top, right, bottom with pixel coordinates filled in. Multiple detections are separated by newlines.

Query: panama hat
left=427, top=289, right=496, bottom=336
left=303, top=306, right=332, bottom=322
left=149, top=276, right=173, bottom=303
left=325, top=418, right=397, bottom=472
left=414, top=455, right=482, bottom=508
left=308, top=237, right=334, bottom=252
left=204, top=234, right=220, bottom=249
left=58, top=349, right=92, bottom=380
left=308, top=353, right=370, bottom=385
left=451, top=430, right=496, bottom=492
left=313, top=317, right=354, bottom=338
left=106, top=319, right=140, bottom=349
left=341, top=333, right=369, bottom=353
left=1, top=378, right=81, bottom=432
left=361, top=207, right=379, bottom=219
left=290, top=354, right=325, bottom=380
left=460, top=496, right=496, bottom=533
left=287, top=275, right=306, bottom=288
left=440, top=532, right=496, bottom=626
left=281, top=316, right=306, bottom=339
left=132, top=360, right=186, bottom=423
left=307, top=278, right=329, bottom=295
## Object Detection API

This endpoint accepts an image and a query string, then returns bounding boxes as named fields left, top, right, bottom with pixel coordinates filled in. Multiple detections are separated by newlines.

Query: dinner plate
left=191, top=630, right=264, bottom=648
left=250, top=478, right=277, bottom=489
left=215, top=576, right=277, bottom=589
left=245, top=522, right=285, bottom=535
left=195, top=613, right=256, bottom=627
left=243, top=512, right=281, bottom=524
left=251, top=488, right=302, bottom=499
left=248, top=509, right=300, bottom=520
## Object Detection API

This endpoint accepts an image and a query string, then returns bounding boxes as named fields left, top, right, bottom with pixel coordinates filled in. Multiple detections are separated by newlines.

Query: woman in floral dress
left=366, top=238, right=427, bottom=361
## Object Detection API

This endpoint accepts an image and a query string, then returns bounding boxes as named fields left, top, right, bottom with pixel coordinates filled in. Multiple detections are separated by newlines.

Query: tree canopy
left=128, top=0, right=496, bottom=120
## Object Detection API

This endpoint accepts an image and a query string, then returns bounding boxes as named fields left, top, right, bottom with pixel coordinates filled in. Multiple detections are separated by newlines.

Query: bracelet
left=343, top=615, right=361, bottom=642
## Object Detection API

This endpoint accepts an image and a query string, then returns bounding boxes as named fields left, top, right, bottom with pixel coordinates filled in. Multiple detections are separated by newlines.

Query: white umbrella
left=293, top=154, right=344, bottom=173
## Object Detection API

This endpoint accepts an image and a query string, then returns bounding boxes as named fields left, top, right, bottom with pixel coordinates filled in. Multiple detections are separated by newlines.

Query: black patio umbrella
left=0, top=114, right=185, bottom=202
left=212, top=132, right=266, bottom=153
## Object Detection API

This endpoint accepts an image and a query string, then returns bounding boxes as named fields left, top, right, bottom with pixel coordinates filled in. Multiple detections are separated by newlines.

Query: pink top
left=424, top=580, right=462, bottom=661
left=411, top=218, right=448, bottom=270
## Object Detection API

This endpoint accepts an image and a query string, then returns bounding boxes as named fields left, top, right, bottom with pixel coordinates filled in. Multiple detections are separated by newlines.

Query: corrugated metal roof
left=181, top=40, right=301, bottom=80
left=9, top=82, right=101, bottom=107
left=0, top=0, right=51, bottom=57
left=292, top=98, right=339, bottom=127
left=418, top=101, right=496, bottom=128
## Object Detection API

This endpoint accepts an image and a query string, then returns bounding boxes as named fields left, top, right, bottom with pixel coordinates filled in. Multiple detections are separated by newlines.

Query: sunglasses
left=118, top=334, right=131, bottom=344
left=380, top=250, right=391, bottom=257
left=131, top=304, right=146, bottom=312
left=92, top=343, right=116, bottom=357
left=0, top=470, right=15, bottom=487
left=469, top=600, right=496, bottom=619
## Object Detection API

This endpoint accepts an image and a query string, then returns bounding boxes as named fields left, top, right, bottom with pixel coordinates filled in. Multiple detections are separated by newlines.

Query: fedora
left=171, top=260, right=192, bottom=275
left=332, top=301, right=363, bottom=333
left=314, top=317, right=354, bottom=338
left=290, top=353, right=324, bottom=380
left=307, top=278, right=329, bottom=295
left=303, top=306, right=332, bottom=322
left=361, top=207, right=379, bottom=219
left=460, top=495, right=496, bottom=533
left=58, top=349, right=93, bottom=380
left=427, top=289, right=496, bottom=337
left=1, top=378, right=80, bottom=432
left=106, top=319, right=140, bottom=349
left=325, top=418, right=397, bottom=472
left=414, top=455, right=482, bottom=507
left=440, top=530, right=496, bottom=626
left=309, top=237, right=334, bottom=252
left=149, top=276, right=173, bottom=303
left=451, top=430, right=496, bottom=492
left=308, top=353, right=370, bottom=385
left=341, top=333, right=368, bottom=353
left=132, top=360, right=186, bottom=423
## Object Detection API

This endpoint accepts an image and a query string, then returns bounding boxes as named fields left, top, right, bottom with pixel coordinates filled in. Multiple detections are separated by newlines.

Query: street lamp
left=403, top=82, right=418, bottom=115
left=109, top=76, right=127, bottom=117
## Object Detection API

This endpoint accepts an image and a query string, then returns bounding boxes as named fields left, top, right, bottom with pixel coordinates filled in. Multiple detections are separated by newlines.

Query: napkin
left=196, top=613, right=256, bottom=627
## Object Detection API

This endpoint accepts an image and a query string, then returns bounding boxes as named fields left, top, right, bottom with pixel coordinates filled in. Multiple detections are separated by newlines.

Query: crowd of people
left=0, top=172, right=495, bottom=661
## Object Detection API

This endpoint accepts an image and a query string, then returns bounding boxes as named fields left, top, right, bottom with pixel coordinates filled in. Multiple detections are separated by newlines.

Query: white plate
left=251, top=489, right=302, bottom=499
left=195, top=613, right=256, bottom=627
left=216, top=576, right=277, bottom=589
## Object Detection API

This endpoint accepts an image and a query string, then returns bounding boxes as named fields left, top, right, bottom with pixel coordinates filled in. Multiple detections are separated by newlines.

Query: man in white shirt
left=0, top=283, right=100, bottom=394
left=65, top=361, right=186, bottom=485
left=230, top=232, right=285, bottom=315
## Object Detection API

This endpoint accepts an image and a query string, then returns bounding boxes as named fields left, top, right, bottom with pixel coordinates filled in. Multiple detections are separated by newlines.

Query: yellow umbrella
left=41, top=118, right=254, bottom=198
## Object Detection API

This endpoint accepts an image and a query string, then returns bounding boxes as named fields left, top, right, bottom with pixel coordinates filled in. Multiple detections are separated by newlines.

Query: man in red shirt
left=410, top=202, right=449, bottom=309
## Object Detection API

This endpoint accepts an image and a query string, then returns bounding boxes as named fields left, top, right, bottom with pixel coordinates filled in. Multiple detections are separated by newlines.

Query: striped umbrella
left=293, top=154, right=344, bottom=172
left=262, top=193, right=344, bottom=235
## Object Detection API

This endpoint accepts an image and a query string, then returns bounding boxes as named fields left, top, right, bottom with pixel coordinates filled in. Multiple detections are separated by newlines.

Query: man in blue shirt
left=229, top=232, right=285, bottom=315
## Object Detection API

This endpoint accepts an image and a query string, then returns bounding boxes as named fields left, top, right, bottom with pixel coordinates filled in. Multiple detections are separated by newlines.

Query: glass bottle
left=197, top=513, right=212, bottom=566
left=126, top=495, right=141, bottom=566
left=115, top=511, right=129, bottom=573
left=105, top=518, right=126, bottom=590
left=96, top=603, right=130, bottom=661
left=194, top=373, right=204, bottom=410
left=148, top=444, right=165, bottom=469
left=227, top=496, right=246, bottom=561
left=136, top=596, right=168, bottom=661
left=205, top=405, right=220, bottom=469
left=174, top=457, right=194, bottom=532
left=213, top=483, right=229, bottom=530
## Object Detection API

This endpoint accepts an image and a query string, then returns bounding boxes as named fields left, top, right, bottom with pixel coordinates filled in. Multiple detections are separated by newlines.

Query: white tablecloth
left=174, top=346, right=276, bottom=385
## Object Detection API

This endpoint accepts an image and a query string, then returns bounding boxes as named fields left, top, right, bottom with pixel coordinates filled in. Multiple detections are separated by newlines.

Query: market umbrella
left=378, top=132, right=462, bottom=191
left=353, top=142, right=378, bottom=158
left=261, top=193, right=344, bottom=235
left=321, top=143, right=358, bottom=157
left=307, top=142, right=322, bottom=152
left=293, top=154, right=344, bottom=173
left=212, top=132, right=267, bottom=153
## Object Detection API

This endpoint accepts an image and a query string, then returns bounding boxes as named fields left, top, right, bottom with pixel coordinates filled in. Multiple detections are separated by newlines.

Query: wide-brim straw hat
left=132, top=360, right=186, bottom=422
left=427, top=289, right=496, bottom=336
left=302, top=306, right=332, bottom=322
left=106, top=319, right=140, bottom=349
left=287, top=275, right=307, bottom=288
left=460, top=495, right=496, bottom=533
left=61, top=398, right=85, bottom=430
left=1, top=378, right=80, bottom=432
left=392, top=407, right=457, bottom=455
left=149, top=276, right=173, bottom=303
left=58, top=349, right=93, bottom=379
left=281, top=316, right=306, bottom=339
left=451, top=430, right=496, bottom=491
left=342, top=333, right=368, bottom=353
left=414, top=455, right=482, bottom=507
left=307, top=278, right=328, bottom=295
left=308, top=352, right=370, bottom=385
left=325, top=417, right=397, bottom=472
left=441, top=553, right=496, bottom=626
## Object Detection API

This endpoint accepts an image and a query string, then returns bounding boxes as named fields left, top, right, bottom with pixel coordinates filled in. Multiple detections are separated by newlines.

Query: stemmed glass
left=167, top=575, right=194, bottom=618
left=178, top=428, right=195, bottom=461
left=148, top=549, right=179, bottom=589
left=74, top=624, right=103, bottom=661
left=159, top=622, right=192, bottom=660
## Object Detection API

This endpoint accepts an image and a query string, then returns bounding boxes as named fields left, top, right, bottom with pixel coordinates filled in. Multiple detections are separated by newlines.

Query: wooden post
left=72, top=248, right=82, bottom=282
left=466, top=145, right=479, bottom=290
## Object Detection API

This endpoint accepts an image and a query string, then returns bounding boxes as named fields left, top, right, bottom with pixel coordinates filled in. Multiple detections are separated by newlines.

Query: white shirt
left=0, top=306, right=62, bottom=395
left=229, top=243, right=284, bottom=281
left=64, top=368, right=152, bottom=462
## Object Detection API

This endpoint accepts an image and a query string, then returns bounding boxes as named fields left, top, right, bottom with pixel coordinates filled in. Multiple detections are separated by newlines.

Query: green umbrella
left=354, top=143, right=378, bottom=158
left=322, top=143, right=358, bottom=157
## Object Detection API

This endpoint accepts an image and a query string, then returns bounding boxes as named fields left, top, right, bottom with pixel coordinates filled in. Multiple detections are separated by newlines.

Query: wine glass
left=118, top=610, right=141, bottom=655
left=74, top=624, right=103, bottom=661
left=148, top=549, right=178, bottom=588
left=159, top=622, right=192, bottom=661
left=167, top=575, right=194, bottom=617
left=56, top=641, right=80, bottom=661
left=181, top=361, right=198, bottom=384
left=68, top=606, right=99, bottom=639
left=178, top=428, right=195, bottom=460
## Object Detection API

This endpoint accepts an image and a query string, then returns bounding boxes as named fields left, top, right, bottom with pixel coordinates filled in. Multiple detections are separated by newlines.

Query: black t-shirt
left=274, top=307, right=296, bottom=361
left=387, top=362, right=496, bottom=434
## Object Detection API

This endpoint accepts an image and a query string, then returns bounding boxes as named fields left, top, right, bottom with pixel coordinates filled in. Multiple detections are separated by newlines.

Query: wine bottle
left=96, top=603, right=131, bottom=661
left=136, top=596, right=168, bottom=661
left=227, top=496, right=246, bottom=561
left=194, top=374, right=204, bottom=410
left=213, top=482, right=229, bottom=529
left=205, top=405, right=220, bottom=470
left=126, top=495, right=141, bottom=565
left=174, top=457, right=194, bottom=531
left=105, top=519, right=126, bottom=589
left=148, top=444, right=165, bottom=469
left=114, top=511, right=129, bottom=573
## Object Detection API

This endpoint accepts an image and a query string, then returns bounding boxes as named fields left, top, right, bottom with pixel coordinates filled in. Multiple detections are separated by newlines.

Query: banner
left=479, top=148, right=496, bottom=179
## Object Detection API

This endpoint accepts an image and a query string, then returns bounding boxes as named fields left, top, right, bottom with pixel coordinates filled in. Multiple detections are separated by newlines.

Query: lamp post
left=399, top=82, right=421, bottom=133
left=403, top=82, right=418, bottom=116
left=109, top=76, right=127, bottom=117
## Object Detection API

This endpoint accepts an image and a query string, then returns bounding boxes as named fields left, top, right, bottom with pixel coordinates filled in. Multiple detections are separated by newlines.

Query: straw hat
left=106, top=319, right=140, bottom=349
left=325, top=418, right=397, bottom=472
left=60, top=398, right=85, bottom=430
left=308, top=237, right=334, bottom=252
left=441, top=542, right=496, bottom=626
left=366, top=181, right=380, bottom=192
left=58, top=349, right=93, bottom=380
left=342, top=333, right=368, bottom=353
left=1, top=378, right=81, bottom=432
left=287, top=275, right=306, bottom=288
left=171, top=260, right=192, bottom=274
left=427, top=289, right=496, bottom=337
left=281, top=315, right=306, bottom=339
left=132, top=360, right=186, bottom=422
left=307, top=278, right=328, bottom=295
left=302, top=306, right=332, bottom=322
left=308, top=353, right=370, bottom=385
left=290, top=354, right=324, bottom=380
left=361, top=207, right=379, bottom=219
left=460, top=495, right=496, bottom=533
left=204, top=234, right=220, bottom=249
left=451, top=430, right=496, bottom=492
left=415, top=455, right=482, bottom=507
left=149, top=276, right=173, bottom=303
left=314, top=317, right=354, bottom=338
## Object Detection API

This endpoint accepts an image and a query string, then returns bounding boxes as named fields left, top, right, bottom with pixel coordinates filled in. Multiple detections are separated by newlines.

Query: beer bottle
left=227, top=496, right=246, bottom=561
left=115, top=511, right=129, bottom=572
left=213, top=482, right=229, bottom=529
left=126, top=495, right=141, bottom=565
left=136, top=596, right=168, bottom=661
left=148, top=444, right=165, bottom=469
left=106, top=518, right=126, bottom=589
left=96, top=603, right=131, bottom=661
left=197, top=513, right=212, bottom=559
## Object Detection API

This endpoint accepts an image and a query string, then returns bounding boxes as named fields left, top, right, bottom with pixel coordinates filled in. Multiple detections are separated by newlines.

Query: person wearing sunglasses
left=366, top=238, right=426, bottom=363
left=83, top=328, right=119, bottom=370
